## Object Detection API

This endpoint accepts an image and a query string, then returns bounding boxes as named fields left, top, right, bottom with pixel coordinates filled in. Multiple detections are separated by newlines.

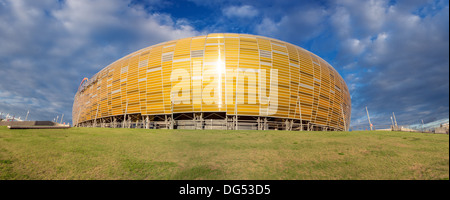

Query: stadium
left=73, top=33, right=351, bottom=131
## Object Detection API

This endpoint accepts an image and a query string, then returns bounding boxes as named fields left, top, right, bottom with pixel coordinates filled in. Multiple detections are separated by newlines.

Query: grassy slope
left=0, top=126, right=448, bottom=180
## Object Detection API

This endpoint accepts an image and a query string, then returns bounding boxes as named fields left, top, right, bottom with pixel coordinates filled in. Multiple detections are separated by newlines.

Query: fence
left=349, top=124, right=446, bottom=133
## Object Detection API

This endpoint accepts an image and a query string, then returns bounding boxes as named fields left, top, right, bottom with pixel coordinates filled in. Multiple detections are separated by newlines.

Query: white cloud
left=52, top=0, right=201, bottom=49
left=343, top=38, right=368, bottom=55
left=0, top=0, right=201, bottom=122
left=330, top=6, right=351, bottom=38
left=343, top=62, right=358, bottom=70
left=254, top=17, right=280, bottom=36
left=255, top=7, right=327, bottom=41
left=223, top=5, right=259, bottom=18
left=326, top=0, right=449, bottom=126
left=333, top=0, right=389, bottom=36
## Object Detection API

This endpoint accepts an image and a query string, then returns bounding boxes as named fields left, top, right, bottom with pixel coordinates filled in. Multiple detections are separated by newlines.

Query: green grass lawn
left=0, top=126, right=448, bottom=180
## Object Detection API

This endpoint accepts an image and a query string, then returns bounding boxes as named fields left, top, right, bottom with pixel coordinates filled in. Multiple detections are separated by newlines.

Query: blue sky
left=0, top=0, right=448, bottom=128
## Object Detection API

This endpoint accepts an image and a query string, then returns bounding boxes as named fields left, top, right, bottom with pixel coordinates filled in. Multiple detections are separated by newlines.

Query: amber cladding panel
left=73, top=33, right=351, bottom=130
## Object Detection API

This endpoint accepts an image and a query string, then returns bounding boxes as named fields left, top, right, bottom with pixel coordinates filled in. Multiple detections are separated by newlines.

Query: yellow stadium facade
left=73, top=33, right=351, bottom=131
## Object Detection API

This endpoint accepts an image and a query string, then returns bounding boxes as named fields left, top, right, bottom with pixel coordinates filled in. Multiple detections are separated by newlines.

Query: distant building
left=435, top=123, right=449, bottom=134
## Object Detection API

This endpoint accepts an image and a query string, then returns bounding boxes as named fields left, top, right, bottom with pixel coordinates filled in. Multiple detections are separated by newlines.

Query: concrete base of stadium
left=75, top=112, right=345, bottom=131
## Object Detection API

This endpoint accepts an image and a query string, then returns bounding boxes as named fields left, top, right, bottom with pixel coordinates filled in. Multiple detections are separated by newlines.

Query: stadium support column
left=123, top=99, right=128, bottom=128
left=236, top=116, right=239, bottom=130
left=225, top=115, right=228, bottom=130
left=264, top=117, right=268, bottom=130
left=94, top=104, right=99, bottom=128
left=260, top=117, right=263, bottom=130
left=76, top=107, right=81, bottom=127
left=257, top=117, right=260, bottom=130
left=193, top=113, right=202, bottom=130
left=341, top=104, right=347, bottom=131
left=171, top=117, right=174, bottom=129
left=201, top=113, right=204, bottom=130
left=193, top=113, right=196, bottom=129
left=165, top=115, right=168, bottom=129
left=166, top=114, right=173, bottom=129
left=300, top=120, right=303, bottom=131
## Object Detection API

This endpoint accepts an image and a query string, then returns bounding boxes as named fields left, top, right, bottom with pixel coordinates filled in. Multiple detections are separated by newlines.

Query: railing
left=349, top=124, right=437, bottom=133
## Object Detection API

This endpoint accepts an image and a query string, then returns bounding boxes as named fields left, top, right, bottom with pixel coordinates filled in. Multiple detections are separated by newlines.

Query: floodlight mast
left=25, top=110, right=29, bottom=121
left=366, top=106, right=373, bottom=131
left=421, top=119, right=424, bottom=132
left=392, top=112, right=398, bottom=127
